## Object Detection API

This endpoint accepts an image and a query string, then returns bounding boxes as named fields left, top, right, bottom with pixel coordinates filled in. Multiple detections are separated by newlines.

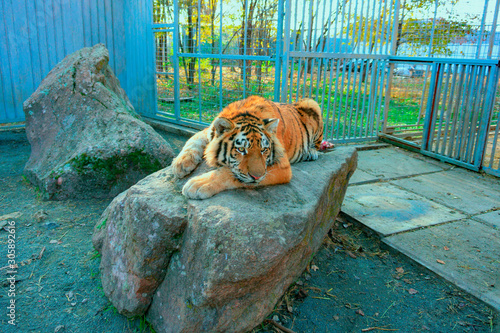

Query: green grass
left=156, top=68, right=425, bottom=139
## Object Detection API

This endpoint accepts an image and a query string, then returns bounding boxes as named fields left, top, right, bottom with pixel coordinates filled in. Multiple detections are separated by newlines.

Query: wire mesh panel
left=421, top=62, right=499, bottom=170
left=152, top=0, right=283, bottom=127
left=394, top=0, right=500, bottom=59
left=382, top=62, right=433, bottom=142
left=282, top=0, right=399, bottom=142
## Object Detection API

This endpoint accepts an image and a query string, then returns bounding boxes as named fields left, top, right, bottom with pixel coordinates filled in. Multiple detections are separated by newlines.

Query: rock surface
left=93, top=147, right=357, bottom=332
left=23, top=44, right=174, bottom=200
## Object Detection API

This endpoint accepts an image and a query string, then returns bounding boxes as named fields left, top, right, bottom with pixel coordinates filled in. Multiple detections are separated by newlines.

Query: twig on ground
left=58, top=230, right=70, bottom=241
left=264, top=319, right=297, bottom=333
left=361, top=327, right=398, bottom=332
left=37, top=246, right=46, bottom=260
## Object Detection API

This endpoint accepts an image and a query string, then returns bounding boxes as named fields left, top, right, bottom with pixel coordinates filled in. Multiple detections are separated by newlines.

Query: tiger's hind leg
left=172, top=128, right=210, bottom=178
left=302, top=147, right=319, bottom=161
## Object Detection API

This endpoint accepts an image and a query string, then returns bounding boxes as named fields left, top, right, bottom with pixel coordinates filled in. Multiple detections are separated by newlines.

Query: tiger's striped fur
left=172, top=95, right=323, bottom=199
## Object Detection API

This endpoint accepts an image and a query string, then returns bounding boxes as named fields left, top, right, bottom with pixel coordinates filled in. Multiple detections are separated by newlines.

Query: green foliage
left=136, top=315, right=157, bottom=333
left=96, top=218, right=107, bottom=230
left=90, top=250, right=101, bottom=260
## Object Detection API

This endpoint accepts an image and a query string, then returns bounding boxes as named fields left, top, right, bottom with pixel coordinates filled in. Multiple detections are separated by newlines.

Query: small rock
left=54, top=325, right=65, bottom=332
left=272, top=315, right=280, bottom=323
left=44, top=222, right=60, bottom=230
left=33, top=210, right=49, bottom=222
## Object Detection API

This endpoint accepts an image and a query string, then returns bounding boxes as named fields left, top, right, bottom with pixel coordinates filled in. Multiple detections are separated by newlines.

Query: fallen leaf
left=49, top=240, right=58, bottom=244
left=346, top=251, right=357, bottom=259
left=311, top=264, right=319, bottom=272
left=443, top=246, right=450, bottom=251
left=408, top=288, right=418, bottom=295
left=436, top=259, right=445, bottom=265
left=403, top=279, right=412, bottom=284
left=396, top=267, right=404, bottom=274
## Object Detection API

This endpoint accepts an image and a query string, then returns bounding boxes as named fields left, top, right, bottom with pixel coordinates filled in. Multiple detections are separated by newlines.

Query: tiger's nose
left=249, top=173, right=262, bottom=180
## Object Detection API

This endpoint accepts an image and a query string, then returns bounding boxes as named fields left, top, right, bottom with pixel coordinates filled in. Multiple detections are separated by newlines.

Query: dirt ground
left=0, top=128, right=497, bottom=333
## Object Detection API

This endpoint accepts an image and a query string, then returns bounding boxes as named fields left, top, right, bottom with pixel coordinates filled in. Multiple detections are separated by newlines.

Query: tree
left=395, top=0, right=479, bottom=57
left=153, top=0, right=174, bottom=75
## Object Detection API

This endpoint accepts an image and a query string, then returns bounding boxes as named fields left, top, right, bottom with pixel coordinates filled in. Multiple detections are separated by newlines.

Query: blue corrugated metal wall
left=0, top=0, right=155, bottom=123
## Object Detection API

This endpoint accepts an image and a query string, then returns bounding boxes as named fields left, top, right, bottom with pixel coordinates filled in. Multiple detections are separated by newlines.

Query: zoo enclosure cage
left=151, top=0, right=500, bottom=177
left=0, top=0, right=499, bottom=177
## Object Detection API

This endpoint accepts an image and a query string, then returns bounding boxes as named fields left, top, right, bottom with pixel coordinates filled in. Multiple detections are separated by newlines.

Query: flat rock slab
left=356, top=148, right=446, bottom=179
left=93, top=148, right=357, bottom=333
left=342, top=183, right=466, bottom=236
left=384, top=220, right=500, bottom=311
left=392, top=168, right=500, bottom=215
left=348, top=169, right=378, bottom=185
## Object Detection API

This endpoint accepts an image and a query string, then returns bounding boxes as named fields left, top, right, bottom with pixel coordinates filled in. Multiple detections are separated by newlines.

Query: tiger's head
left=205, top=113, right=284, bottom=184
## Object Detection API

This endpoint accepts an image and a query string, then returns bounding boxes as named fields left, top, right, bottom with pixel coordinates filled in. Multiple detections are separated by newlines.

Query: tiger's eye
left=237, top=147, right=246, bottom=153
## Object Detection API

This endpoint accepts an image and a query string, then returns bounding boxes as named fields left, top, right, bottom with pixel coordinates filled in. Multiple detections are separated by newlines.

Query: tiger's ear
left=263, top=118, right=279, bottom=134
left=213, top=117, right=234, bottom=136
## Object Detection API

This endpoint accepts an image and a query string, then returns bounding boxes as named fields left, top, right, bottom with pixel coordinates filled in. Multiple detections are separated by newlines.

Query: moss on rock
left=70, top=149, right=163, bottom=182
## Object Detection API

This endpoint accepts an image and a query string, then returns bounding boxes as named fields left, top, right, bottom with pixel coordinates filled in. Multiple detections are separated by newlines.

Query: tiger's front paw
left=182, top=174, right=218, bottom=199
left=171, top=150, right=202, bottom=178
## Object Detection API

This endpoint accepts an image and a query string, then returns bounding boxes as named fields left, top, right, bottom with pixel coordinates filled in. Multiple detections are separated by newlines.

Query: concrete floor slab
left=391, top=168, right=500, bottom=215
left=348, top=169, right=378, bottom=184
left=474, top=211, right=500, bottom=229
left=356, top=148, right=445, bottom=180
left=383, top=220, right=500, bottom=311
left=342, top=183, right=466, bottom=236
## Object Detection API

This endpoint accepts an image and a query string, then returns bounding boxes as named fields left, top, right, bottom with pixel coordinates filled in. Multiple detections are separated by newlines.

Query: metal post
left=219, top=0, right=223, bottom=111
left=173, top=0, right=181, bottom=122
left=280, top=0, right=291, bottom=102
left=382, top=0, right=400, bottom=134
left=273, top=0, right=285, bottom=102
left=428, top=0, right=438, bottom=57
left=476, top=0, right=489, bottom=59
left=487, top=0, right=500, bottom=59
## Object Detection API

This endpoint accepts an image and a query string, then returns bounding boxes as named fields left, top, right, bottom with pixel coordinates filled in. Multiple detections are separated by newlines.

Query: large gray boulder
left=93, top=147, right=357, bottom=332
left=23, top=44, right=174, bottom=200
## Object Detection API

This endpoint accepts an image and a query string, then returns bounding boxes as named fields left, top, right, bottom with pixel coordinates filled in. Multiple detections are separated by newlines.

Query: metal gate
left=420, top=60, right=499, bottom=172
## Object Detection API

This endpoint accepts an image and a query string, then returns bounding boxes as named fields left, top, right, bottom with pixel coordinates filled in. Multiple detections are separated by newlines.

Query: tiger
left=172, top=95, right=324, bottom=199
